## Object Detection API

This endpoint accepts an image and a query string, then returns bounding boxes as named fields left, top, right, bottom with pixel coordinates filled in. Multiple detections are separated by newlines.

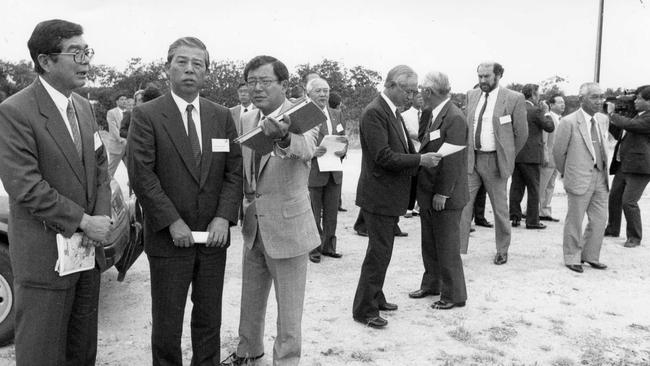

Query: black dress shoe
left=309, top=254, right=321, bottom=263
left=494, top=253, right=508, bottom=265
left=526, top=223, right=547, bottom=229
left=431, top=300, right=466, bottom=310
left=511, top=218, right=520, bottom=227
left=581, top=260, right=607, bottom=269
left=322, top=251, right=343, bottom=258
left=408, top=289, right=440, bottom=299
left=474, top=218, right=494, bottom=228
left=220, top=352, right=264, bottom=366
left=338, top=207, right=347, bottom=212
left=353, top=315, right=388, bottom=328
left=378, top=302, right=398, bottom=311
left=395, top=231, right=408, bottom=237
left=470, top=227, right=476, bottom=233
left=565, top=264, right=583, bottom=273
left=624, top=240, right=640, bottom=248
left=604, top=231, right=619, bottom=237
left=356, top=230, right=368, bottom=237
left=539, top=216, right=560, bottom=222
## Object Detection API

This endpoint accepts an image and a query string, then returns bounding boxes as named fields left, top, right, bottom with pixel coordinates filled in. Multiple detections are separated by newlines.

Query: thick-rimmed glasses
left=246, top=78, right=278, bottom=88
left=48, top=48, right=95, bottom=64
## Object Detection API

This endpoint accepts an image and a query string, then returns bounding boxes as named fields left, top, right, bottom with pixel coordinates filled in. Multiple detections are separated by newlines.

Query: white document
left=211, top=138, right=230, bottom=152
left=55, top=233, right=95, bottom=276
left=192, top=231, right=209, bottom=243
left=436, top=143, right=466, bottom=157
left=94, top=132, right=103, bottom=150
left=317, top=135, right=348, bottom=172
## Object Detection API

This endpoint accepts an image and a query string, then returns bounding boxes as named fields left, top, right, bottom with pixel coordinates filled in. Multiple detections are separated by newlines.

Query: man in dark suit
left=459, top=62, right=528, bottom=265
left=352, top=65, right=441, bottom=329
left=605, top=85, right=650, bottom=248
left=128, top=37, right=243, bottom=365
left=307, top=77, right=347, bottom=263
left=409, top=71, right=468, bottom=310
left=0, top=19, right=112, bottom=365
left=509, top=84, right=554, bottom=229
left=229, top=81, right=255, bottom=135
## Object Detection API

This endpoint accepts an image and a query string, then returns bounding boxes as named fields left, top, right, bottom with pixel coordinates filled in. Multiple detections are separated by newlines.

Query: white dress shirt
left=475, top=87, right=500, bottom=151
left=171, top=91, right=202, bottom=151
left=39, top=76, right=77, bottom=141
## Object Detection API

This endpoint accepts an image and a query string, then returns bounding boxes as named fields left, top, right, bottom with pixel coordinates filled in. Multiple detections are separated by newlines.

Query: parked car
left=0, top=162, right=142, bottom=346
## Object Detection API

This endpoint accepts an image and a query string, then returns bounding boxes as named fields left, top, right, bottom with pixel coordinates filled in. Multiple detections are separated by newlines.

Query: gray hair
left=384, top=65, right=417, bottom=88
left=578, top=82, right=600, bottom=96
left=166, top=37, right=210, bottom=70
left=421, top=71, right=451, bottom=96
left=306, top=77, right=329, bottom=93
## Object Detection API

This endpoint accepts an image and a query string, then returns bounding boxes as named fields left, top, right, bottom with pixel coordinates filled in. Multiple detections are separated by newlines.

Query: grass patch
left=487, top=326, right=518, bottom=342
left=350, top=351, right=373, bottom=362
left=551, top=357, right=576, bottom=366
left=628, top=323, right=650, bottom=332
left=448, top=325, right=474, bottom=344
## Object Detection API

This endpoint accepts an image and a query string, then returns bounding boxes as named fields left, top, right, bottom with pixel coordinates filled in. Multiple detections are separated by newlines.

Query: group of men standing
left=1, top=17, right=649, bottom=366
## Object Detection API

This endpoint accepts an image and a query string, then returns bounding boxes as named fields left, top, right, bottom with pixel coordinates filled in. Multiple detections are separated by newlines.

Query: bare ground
left=1, top=149, right=650, bottom=366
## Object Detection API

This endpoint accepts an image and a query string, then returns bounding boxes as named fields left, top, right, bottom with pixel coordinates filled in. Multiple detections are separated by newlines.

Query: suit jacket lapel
left=199, top=99, right=214, bottom=188
left=492, top=87, right=506, bottom=133
left=72, top=94, right=96, bottom=200
left=577, top=111, right=596, bottom=160
left=36, top=80, right=85, bottom=185
left=241, top=109, right=259, bottom=189
left=378, top=97, right=408, bottom=152
left=421, top=102, right=450, bottom=148
left=159, top=93, right=199, bottom=183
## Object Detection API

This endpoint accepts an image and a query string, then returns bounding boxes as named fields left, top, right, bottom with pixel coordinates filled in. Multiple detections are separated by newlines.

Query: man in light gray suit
left=221, top=55, right=320, bottom=366
left=539, top=94, right=565, bottom=222
left=553, top=82, right=609, bottom=273
left=459, top=62, right=528, bottom=265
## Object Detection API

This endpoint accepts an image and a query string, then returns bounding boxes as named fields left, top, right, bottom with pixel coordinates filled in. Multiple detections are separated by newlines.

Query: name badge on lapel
left=94, top=132, right=103, bottom=151
left=212, top=138, right=230, bottom=152
left=499, top=115, right=512, bottom=125
left=429, top=129, right=441, bottom=142
left=335, top=124, right=344, bottom=133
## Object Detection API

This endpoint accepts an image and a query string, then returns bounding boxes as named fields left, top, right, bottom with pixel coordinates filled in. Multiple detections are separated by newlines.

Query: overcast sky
left=1, top=0, right=648, bottom=93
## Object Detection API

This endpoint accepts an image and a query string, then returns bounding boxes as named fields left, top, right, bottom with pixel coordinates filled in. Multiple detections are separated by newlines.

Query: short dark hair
left=142, top=85, right=162, bottom=103
left=548, top=93, right=564, bottom=105
left=636, top=85, right=650, bottom=101
left=329, top=91, right=342, bottom=109
left=477, top=62, right=504, bottom=78
left=521, top=84, right=539, bottom=100
left=114, top=91, right=128, bottom=102
left=166, top=37, right=209, bottom=70
left=28, top=19, right=83, bottom=74
left=243, top=55, right=289, bottom=83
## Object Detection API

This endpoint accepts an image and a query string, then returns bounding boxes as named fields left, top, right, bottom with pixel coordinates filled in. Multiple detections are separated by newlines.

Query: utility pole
left=594, top=0, right=605, bottom=82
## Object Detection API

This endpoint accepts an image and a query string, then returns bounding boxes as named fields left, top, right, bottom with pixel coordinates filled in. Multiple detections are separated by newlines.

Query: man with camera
left=605, top=85, right=650, bottom=248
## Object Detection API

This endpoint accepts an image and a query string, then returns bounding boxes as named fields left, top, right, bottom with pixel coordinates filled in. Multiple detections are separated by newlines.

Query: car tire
left=0, top=244, right=14, bottom=346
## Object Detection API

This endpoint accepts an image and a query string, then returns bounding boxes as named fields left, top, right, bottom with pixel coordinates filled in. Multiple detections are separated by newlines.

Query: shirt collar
left=380, top=91, right=398, bottom=117
left=430, top=98, right=451, bottom=120
left=39, top=76, right=71, bottom=111
left=580, top=108, right=595, bottom=123
left=171, top=91, right=200, bottom=115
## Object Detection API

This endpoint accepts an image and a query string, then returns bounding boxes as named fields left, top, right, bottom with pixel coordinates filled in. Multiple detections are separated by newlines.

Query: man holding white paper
left=128, top=37, right=242, bottom=365
left=307, top=77, right=348, bottom=263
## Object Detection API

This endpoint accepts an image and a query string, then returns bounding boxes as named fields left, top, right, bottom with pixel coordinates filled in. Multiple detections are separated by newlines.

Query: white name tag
left=429, top=130, right=441, bottom=141
left=335, top=124, right=344, bottom=133
left=93, top=132, right=103, bottom=151
left=499, top=115, right=512, bottom=125
left=212, top=138, right=230, bottom=152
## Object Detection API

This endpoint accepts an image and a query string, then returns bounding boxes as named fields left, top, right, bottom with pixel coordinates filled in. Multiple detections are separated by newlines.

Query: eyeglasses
left=48, top=48, right=95, bottom=64
left=246, top=78, right=278, bottom=88
left=397, top=83, right=418, bottom=96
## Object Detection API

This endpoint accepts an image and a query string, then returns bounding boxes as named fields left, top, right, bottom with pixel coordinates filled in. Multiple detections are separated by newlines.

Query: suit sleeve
left=0, top=102, right=84, bottom=237
left=361, top=108, right=420, bottom=172
left=512, top=94, right=529, bottom=154
left=273, top=126, right=318, bottom=161
left=127, top=106, right=181, bottom=232
left=214, top=111, right=243, bottom=225
left=611, top=113, right=650, bottom=134
left=530, top=107, right=554, bottom=132
left=433, top=113, right=467, bottom=197
left=552, top=117, right=571, bottom=176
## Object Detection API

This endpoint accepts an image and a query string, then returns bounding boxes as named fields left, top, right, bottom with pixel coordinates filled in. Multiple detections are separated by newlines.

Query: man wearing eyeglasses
left=0, top=19, right=111, bottom=365
left=220, top=55, right=320, bottom=366
left=352, top=65, right=442, bottom=329
left=128, top=37, right=243, bottom=365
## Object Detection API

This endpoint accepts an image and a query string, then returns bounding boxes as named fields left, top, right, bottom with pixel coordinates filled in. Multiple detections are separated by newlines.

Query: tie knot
left=484, top=92, right=489, bottom=98
left=186, top=104, right=194, bottom=113
left=67, top=100, right=74, bottom=113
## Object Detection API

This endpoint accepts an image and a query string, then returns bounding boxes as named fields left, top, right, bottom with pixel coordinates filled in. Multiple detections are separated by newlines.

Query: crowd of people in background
left=1, top=18, right=649, bottom=366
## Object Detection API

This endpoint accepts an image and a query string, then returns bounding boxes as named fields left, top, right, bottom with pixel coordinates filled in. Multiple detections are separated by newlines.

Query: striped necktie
left=66, top=100, right=83, bottom=159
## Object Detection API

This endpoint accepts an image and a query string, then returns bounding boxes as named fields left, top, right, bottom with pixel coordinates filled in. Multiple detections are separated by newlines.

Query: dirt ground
left=1, top=149, right=649, bottom=366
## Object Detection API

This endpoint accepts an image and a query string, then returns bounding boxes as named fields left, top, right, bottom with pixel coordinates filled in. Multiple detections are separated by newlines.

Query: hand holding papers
left=55, top=233, right=95, bottom=276
left=317, top=135, right=348, bottom=172
left=436, top=143, right=465, bottom=157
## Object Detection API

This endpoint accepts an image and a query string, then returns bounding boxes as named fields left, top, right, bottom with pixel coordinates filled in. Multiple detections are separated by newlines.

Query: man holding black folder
left=221, top=55, right=320, bottom=366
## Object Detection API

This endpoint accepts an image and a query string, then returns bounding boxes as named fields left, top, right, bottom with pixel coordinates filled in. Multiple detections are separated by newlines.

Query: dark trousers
left=14, top=267, right=100, bottom=366
left=309, top=175, right=342, bottom=255
left=606, top=171, right=650, bottom=243
left=352, top=209, right=397, bottom=319
left=419, top=208, right=467, bottom=303
left=148, top=247, right=227, bottom=366
left=473, top=184, right=487, bottom=222
left=354, top=211, right=402, bottom=235
left=509, top=162, right=541, bottom=225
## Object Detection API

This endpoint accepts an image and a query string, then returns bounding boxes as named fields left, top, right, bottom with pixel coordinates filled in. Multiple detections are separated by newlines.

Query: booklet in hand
left=234, top=98, right=327, bottom=154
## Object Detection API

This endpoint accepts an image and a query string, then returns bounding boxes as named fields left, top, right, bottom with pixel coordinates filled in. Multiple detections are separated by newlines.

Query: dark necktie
left=243, top=107, right=248, bottom=113
left=66, top=100, right=83, bottom=159
left=590, top=117, right=605, bottom=170
left=186, top=104, right=201, bottom=167
left=475, top=92, right=489, bottom=150
left=254, top=117, right=265, bottom=179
